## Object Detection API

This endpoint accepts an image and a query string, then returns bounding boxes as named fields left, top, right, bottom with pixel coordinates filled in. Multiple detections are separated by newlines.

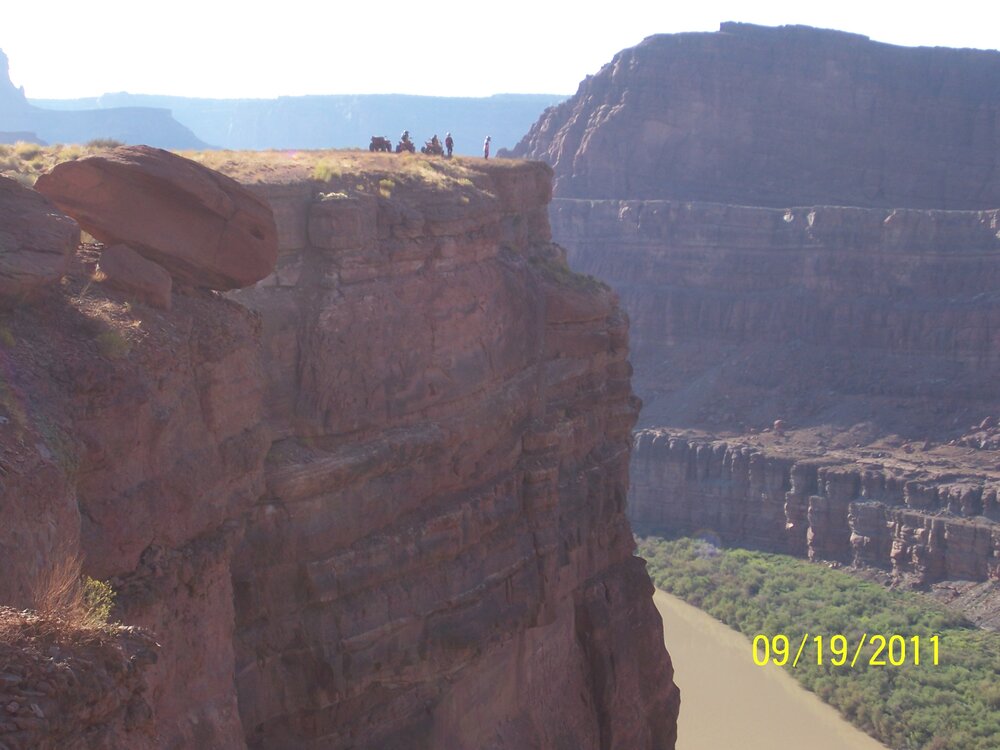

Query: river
left=654, top=590, right=890, bottom=750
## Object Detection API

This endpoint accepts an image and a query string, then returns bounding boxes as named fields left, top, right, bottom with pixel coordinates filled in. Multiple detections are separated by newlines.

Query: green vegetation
left=85, top=138, right=125, bottom=149
left=81, top=576, right=116, bottom=625
left=312, top=160, right=342, bottom=182
left=639, top=536, right=1000, bottom=750
left=528, top=254, right=608, bottom=292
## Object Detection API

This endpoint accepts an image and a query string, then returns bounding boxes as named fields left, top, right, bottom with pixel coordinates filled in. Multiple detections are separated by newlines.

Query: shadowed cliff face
left=229, top=160, right=678, bottom=749
left=512, top=24, right=1000, bottom=592
left=513, top=23, right=1000, bottom=209
left=0, top=153, right=678, bottom=749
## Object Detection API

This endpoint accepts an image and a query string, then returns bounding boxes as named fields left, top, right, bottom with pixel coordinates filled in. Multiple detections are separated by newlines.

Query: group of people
left=398, top=130, right=493, bottom=158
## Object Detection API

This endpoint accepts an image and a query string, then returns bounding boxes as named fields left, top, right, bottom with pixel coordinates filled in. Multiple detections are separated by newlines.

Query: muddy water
left=654, top=590, right=890, bottom=750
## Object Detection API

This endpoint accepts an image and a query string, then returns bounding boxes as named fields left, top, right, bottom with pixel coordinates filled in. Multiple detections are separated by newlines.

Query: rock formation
left=229, top=158, right=677, bottom=748
left=0, top=175, right=78, bottom=306
left=97, top=244, right=172, bottom=311
left=0, top=50, right=206, bottom=149
left=512, top=24, right=1000, bottom=591
left=632, top=432, right=1000, bottom=582
left=513, top=23, right=1000, bottom=209
left=36, top=146, right=278, bottom=291
left=0, top=152, right=678, bottom=748
left=0, top=608, right=159, bottom=750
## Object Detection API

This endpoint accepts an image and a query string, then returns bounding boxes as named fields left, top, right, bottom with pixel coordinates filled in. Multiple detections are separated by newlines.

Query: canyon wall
left=229, top=160, right=676, bottom=749
left=0, top=153, right=678, bottom=748
left=513, top=23, right=1000, bottom=209
left=632, top=431, right=1000, bottom=583
left=512, top=24, right=1000, bottom=588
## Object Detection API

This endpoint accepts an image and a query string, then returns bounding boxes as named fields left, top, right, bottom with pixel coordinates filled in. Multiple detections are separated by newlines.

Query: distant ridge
left=30, top=91, right=566, bottom=155
left=0, top=50, right=207, bottom=149
left=512, top=23, right=1000, bottom=209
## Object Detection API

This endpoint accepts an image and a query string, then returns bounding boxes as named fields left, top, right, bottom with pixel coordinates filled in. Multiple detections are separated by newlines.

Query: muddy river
left=654, top=590, right=890, bottom=750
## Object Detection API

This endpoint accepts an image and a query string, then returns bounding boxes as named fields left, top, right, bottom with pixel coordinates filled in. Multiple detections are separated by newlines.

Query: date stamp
left=752, top=634, right=940, bottom=668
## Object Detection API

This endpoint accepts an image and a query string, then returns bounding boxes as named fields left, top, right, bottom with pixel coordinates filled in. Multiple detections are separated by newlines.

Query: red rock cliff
left=512, top=25, right=1000, bottom=596
left=0, top=153, right=678, bottom=749
left=513, top=23, right=1000, bottom=209
left=229, top=157, right=677, bottom=749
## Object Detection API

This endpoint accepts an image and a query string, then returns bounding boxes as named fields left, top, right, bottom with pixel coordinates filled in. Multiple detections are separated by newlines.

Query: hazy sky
left=2, top=1, right=998, bottom=100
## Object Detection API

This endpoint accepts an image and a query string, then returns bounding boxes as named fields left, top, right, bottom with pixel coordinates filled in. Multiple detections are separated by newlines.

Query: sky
left=2, top=1, right=999, bottom=100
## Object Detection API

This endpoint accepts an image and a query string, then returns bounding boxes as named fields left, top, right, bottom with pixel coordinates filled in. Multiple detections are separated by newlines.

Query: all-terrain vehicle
left=396, top=138, right=416, bottom=153
left=420, top=139, right=445, bottom=156
left=369, top=136, right=392, bottom=152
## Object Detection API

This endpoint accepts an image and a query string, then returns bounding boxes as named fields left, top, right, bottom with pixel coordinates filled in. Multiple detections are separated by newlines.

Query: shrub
left=29, top=551, right=117, bottom=627
left=85, top=138, right=124, bottom=149
left=82, top=577, right=116, bottom=625
left=14, top=141, right=42, bottom=160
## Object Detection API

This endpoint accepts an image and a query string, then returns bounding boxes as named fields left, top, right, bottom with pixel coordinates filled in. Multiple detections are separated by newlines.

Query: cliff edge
left=0, top=149, right=678, bottom=748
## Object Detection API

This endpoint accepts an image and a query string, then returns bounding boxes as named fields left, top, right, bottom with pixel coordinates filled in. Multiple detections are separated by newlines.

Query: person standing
left=483, top=135, right=491, bottom=159
left=445, top=132, right=454, bottom=157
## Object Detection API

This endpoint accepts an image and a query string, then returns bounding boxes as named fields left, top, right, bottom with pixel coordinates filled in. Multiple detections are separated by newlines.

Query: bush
left=14, top=141, right=42, bottom=160
left=85, top=138, right=124, bottom=149
left=82, top=577, right=116, bottom=625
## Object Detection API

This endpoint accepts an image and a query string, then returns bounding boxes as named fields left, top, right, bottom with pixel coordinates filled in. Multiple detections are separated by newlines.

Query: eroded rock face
left=229, top=161, right=678, bottom=749
left=0, top=175, right=77, bottom=306
left=97, top=244, right=172, bottom=310
left=512, top=24, right=1000, bottom=600
left=632, top=431, right=1000, bottom=583
left=35, top=146, right=278, bottom=290
left=2, top=156, right=677, bottom=749
left=0, top=243, right=271, bottom=747
left=512, top=23, right=1000, bottom=209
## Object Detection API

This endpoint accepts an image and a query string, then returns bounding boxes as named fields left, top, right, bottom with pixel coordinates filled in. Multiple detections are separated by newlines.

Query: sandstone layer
left=512, top=23, right=1000, bottom=209
left=512, top=24, right=1000, bottom=597
left=229, top=156, right=677, bottom=749
left=632, top=431, right=1000, bottom=583
left=1, top=153, right=678, bottom=748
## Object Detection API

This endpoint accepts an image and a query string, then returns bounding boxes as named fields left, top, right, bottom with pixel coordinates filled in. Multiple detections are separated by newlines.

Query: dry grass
left=0, top=141, right=120, bottom=186
left=25, top=548, right=116, bottom=628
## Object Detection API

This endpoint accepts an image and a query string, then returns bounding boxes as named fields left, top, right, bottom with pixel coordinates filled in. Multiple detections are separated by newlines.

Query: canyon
left=512, top=23, right=1000, bottom=600
left=0, top=147, right=677, bottom=748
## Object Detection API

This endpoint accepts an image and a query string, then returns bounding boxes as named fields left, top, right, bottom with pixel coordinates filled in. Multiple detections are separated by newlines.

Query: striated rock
left=513, top=23, right=1000, bottom=209
left=1, top=155, right=678, bottom=749
left=632, top=430, right=1000, bottom=584
left=229, top=158, right=678, bottom=749
left=0, top=176, right=77, bottom=306
left=512, top=25, right=1000, bottom=599
left=35, top=146, right=277, bottom=290
left=97, top=243, right=172, bottom=310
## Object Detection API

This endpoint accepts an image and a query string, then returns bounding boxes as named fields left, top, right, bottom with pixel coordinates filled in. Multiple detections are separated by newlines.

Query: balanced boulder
left=0, top=175, right=78, bottom=306
left=35, top=146, right=277, bottom=291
